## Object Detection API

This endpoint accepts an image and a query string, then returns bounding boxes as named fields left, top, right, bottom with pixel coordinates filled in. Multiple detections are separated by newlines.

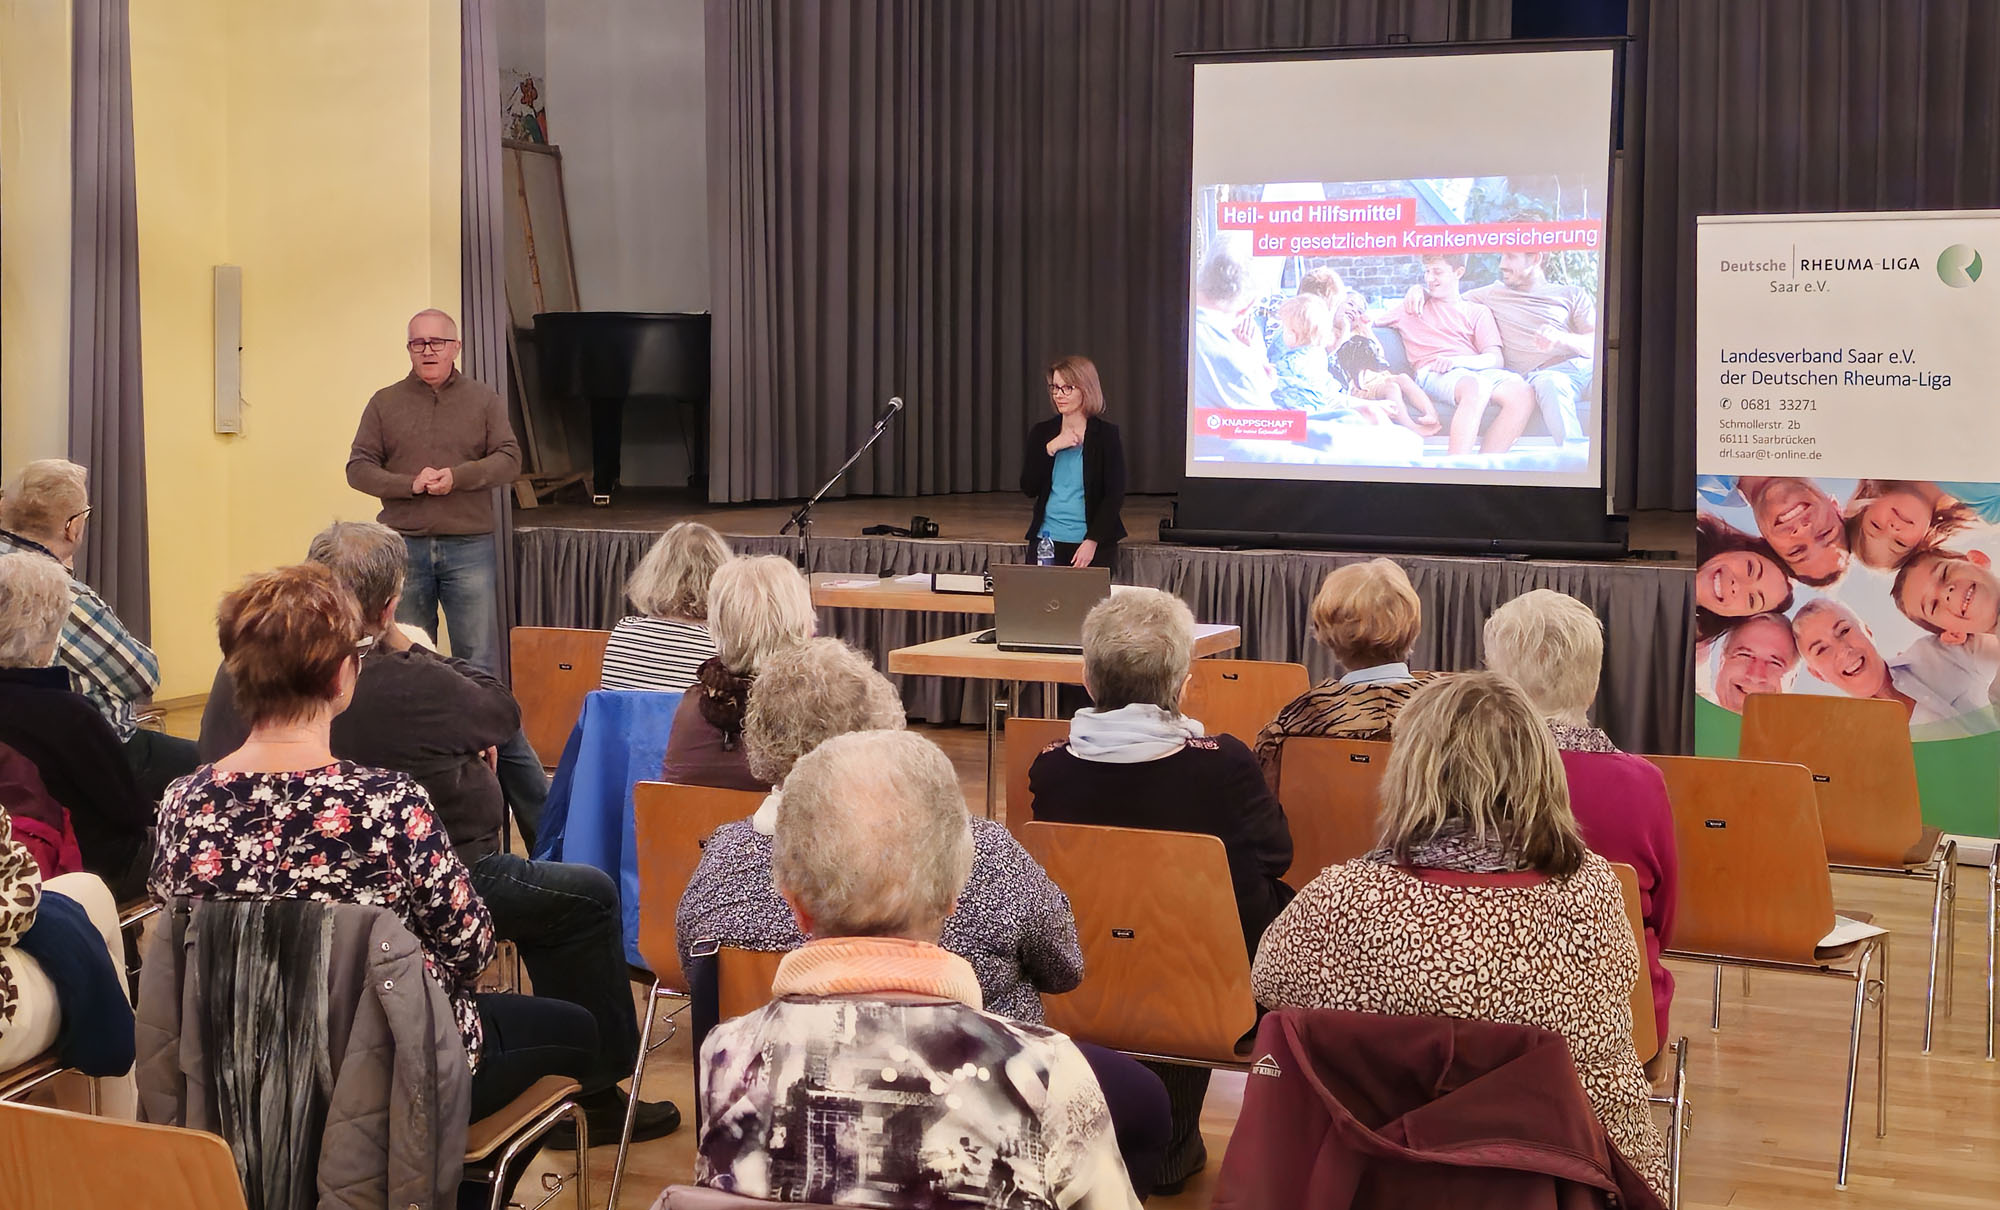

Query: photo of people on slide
left=1188, top=175, right=1602, bottom=476
left=1696, top=474, right=2000, bottom=738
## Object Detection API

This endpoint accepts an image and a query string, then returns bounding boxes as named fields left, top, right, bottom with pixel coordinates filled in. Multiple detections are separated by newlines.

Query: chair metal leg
left=1942, top=848, right=1958, bottom=1017
left=485, top=1099, right=589, bottom=1210
left=1646, top=1037, right=1689, bottom=1210
left=608, top=980, right=672, bottom=1209
left=1836, top=940, right=1877, bottom=1189
left=1987, top=845, right=1998, bottom=1063
left=1923, top=852, right=1948, bottom=1053
left=1875, top=938, right=1889, bottom=1140
left=1710, top=964, right=1723, bottom=1032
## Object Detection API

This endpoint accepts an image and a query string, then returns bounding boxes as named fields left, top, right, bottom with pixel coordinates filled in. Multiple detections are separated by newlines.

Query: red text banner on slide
left=1212, top=199, right=1603, bottom=258
left=1193, top=410, right=1307, bottom=441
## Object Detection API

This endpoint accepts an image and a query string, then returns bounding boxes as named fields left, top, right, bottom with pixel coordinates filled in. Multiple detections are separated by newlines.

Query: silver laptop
left=990, top=565, right=1112, bottom=653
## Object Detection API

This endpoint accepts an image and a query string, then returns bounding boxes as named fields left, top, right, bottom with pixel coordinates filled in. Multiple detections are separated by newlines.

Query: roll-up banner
left=1695, top=211, right=2000, bottom=839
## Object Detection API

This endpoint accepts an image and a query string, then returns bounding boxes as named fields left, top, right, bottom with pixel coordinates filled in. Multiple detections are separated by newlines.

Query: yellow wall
left=130, top=0, right=460, bottom=697
left=0, top=0, right=73, bottom=469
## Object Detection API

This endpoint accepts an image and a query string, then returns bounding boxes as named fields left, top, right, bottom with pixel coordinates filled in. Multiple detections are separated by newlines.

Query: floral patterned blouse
left=152, top=761, right=496, bottom=1066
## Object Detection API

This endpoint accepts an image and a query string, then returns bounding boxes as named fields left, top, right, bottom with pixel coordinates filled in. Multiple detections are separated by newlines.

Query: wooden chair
left=510, top=626, right=612, bottom=766
left=0, top=1101, right=249, bottom=1210
left=1738, top=693, right=1958, bottom=1054
left=1611, top=862, right=1689, bottom=1210
left=1275, top=737, right=1391, bottom=890
left=1019, top=822, right=1258, bottom=1067
left=1002, top=716, right=1071, bottom=842
left=716, top=946, right=787, bottom=1021
left=0, top=1054, right=94, bottom=1114
left=1648, top=754, right=1888, bottom=1189
left=611, top=780, right=765, bottom=1207
left=1181, top=658, right=1311, bottom=744
left=462, top=1075, right=589, bottom=1210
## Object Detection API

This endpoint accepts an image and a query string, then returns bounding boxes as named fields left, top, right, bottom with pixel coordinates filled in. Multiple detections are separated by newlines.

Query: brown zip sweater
left=346, top=369, right=521, bottom=536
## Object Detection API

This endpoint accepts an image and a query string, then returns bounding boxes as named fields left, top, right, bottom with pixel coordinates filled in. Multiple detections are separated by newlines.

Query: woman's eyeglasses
left=1047, top=383, right=1078, bottom=397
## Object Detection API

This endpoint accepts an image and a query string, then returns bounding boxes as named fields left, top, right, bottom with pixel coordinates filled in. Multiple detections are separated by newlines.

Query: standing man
left=0, top=458, right=198, bottom=800
left=347, top=310, right=547, bottom=841
left=1464, top=241, right=1597, bottom=444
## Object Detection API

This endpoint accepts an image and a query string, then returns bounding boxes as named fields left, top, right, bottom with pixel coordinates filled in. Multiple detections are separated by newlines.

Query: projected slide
left=1186, top=50, right=1616, bottom=489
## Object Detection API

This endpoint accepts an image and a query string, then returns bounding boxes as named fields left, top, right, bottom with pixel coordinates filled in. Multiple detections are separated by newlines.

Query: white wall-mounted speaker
left=214, top=265, right=243, bottom=433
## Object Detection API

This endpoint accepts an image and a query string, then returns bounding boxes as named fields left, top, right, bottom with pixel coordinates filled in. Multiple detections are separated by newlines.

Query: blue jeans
left=398, top=533, right=499, bottom=676
left=470, top=853, right=637, bottom=1096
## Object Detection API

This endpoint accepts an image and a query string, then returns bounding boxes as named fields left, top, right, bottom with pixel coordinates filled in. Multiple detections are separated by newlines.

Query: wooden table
left=889, top=624, right=1242, bottom=817
left=810, top=572, right=993, bottom=615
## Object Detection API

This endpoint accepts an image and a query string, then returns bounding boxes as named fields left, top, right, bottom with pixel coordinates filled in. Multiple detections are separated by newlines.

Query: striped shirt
left=0, top=530, right=158, bottom=741
left=600, top=616, right=717, bottom=693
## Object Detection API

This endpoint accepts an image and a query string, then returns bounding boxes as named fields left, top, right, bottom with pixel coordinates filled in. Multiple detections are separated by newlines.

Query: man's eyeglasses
left=407, top=337, right=460, bottom=354
left=65, top=507, right=91, bottom=528
left=1047, top=383, right=1078, bottom=397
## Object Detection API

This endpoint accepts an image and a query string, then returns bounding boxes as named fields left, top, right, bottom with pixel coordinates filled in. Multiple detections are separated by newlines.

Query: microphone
left=875, top=396, right=905, bottom=426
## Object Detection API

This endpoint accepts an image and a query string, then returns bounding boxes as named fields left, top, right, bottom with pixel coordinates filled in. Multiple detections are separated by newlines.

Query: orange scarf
left=771, top=936, right=984, bottom=1010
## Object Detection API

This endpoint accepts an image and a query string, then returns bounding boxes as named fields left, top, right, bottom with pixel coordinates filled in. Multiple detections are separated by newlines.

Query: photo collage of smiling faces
left=1696, top=476, right=2000, bottom=738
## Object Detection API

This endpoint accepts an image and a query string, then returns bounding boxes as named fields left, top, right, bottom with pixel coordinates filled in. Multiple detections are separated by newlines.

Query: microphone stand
left=781, top=401, right=904, bottom=571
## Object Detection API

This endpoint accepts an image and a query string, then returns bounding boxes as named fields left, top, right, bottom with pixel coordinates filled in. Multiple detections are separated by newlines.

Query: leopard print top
left=1253, top=673, right=1438, bottom=792
left=1250, top=849, right=1668, bottom=1196
left=0, top=808, right=45, bottom=1039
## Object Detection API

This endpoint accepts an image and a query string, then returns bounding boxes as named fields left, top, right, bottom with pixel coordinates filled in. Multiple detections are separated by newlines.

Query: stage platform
left=512, top=490, right=1696, bottom=753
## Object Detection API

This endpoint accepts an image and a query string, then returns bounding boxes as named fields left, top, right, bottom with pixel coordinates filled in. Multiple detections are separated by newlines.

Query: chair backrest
left=1003, top=717, right=1072, bottom=842
left=1275, top=737, right=1391, bottom=890
left=1181, top=659, right=1312, bottom=744
left=510, top=626, right=612, bottom=765
left=633, top=781, right=766, bottom=991
left=1737, top=693, right=1926, bottom=868
left=1647, top=755, right=1837, bottom=966
left=0, top=1102, right=249, bottom=1210
left=1020, top=822, right=1257, bottom=1063
left=1607, top=861, right=1659, bottom=1065
left=716, top=947, right=787, bottom=1021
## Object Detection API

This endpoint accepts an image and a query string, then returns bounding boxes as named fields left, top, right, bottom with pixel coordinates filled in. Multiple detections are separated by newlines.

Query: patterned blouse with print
left=0, top=807, right=43, bottom=1040
left=151, top=761, right=496, bottom=1066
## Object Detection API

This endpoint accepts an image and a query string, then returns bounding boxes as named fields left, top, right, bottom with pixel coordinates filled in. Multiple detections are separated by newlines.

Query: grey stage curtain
left=1621, top=0, right=2000, bottom=510
left=69, top=0, right=149, bottom=637
left=705, top=0, right=1509, bottom=504
left=461, top=0, right=516, bottom=681
left=514, top=527, right=1691, bottom=753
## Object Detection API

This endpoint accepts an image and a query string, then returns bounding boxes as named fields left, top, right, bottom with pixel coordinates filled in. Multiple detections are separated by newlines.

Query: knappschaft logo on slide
left=1938, top=244, right=1983, bottom=288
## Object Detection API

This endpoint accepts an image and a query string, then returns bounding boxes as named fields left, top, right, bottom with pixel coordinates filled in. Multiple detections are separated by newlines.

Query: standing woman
left=1022, top=356, right=1127, bottom=570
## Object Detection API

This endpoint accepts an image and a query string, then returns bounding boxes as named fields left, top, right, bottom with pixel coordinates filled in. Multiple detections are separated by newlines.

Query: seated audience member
left=680, top=639, right=1168, bottom=1193
left=697, top=730, right=1141, bottom=1210
left=197, top=522, right=678, bottom=1142
left=0, top=459, right=200, bottom=800
left=0, top=739, right=82, bottom=878
left=1483, top=589, right=1679, bottom=1045
left=1250, top=672, right=1668, bottom=1197
left=1029, top=587, right=1292, bottom=1190
left=1711, top=612, right=1802, bottom=712
left=660, top=555, right=815, bottom=792
left=0, top=553, right=153, bottom=900
left=602, top=521, right=733, bottom=692
left=678, top=637, right=1083, bottom=1018
left=154, top=565, right=599, bottom=1137
left=0, top=807, right=136, bottom=1108
left=1255, top=558, right=1433, bottom=791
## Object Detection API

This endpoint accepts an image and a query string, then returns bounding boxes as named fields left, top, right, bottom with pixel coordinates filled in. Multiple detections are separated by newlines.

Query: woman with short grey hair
left=696, top=729, right=1144, bottom=1210
left=601, top=522, right=733, bottom=693
left=661, top=554, right=815, bottom=791
left=1483, top=588, right=1680, bottom=1049
left=1026, top=586, right=1293, bottom=1191
left=0, top=553, right=154, bottom=899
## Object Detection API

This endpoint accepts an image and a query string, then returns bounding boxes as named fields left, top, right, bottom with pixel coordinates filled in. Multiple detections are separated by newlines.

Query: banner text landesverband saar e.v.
left=1696, top=212, right=2000, bottom=838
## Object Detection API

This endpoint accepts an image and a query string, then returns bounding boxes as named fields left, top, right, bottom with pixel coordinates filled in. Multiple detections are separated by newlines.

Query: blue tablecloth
left=533, top=689, right=683, bottom=965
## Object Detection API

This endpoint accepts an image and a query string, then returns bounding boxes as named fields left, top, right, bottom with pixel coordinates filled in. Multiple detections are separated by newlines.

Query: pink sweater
left=1559, top=750, right=1679, bottom=1043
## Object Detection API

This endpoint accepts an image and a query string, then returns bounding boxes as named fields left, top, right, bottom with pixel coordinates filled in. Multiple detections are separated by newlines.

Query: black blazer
left=1020, top=415, right=1127, bottom=545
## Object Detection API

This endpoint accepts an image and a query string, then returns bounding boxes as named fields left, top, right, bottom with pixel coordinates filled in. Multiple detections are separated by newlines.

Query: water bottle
left=1036, top=533, right=1056, bottom=566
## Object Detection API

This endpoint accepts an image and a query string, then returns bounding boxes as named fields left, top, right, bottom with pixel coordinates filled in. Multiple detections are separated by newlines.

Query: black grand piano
left=531, top=310, right=710, bottom=502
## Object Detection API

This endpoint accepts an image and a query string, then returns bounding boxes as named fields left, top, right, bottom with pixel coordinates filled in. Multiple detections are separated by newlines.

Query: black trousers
left=1050, top=538, right=1119, bottom=570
